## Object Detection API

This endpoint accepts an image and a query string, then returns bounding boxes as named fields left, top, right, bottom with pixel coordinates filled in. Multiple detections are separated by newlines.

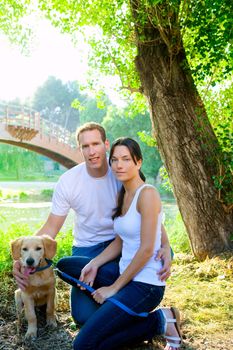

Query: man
left=14, top=122, right=172, bottom=325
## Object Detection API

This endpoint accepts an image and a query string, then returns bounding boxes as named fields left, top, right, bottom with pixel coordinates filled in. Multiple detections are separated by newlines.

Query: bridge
left=0, top=103, right=84, bottom=168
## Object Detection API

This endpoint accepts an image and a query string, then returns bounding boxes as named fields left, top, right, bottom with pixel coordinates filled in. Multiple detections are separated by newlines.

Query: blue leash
left=31, top=258, right=53, bottom=274
left=55, top=268, right=149, bottom=318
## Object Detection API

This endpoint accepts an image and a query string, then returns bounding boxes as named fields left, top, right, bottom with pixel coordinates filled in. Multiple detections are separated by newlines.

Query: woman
left=57, top=137, right=182, bottom=350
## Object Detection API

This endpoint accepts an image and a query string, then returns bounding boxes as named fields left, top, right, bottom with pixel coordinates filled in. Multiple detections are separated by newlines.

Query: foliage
left=34, top=0, right=232, bottom=208
left=31, top=0, right=232, bottom=89
left=32, top=76, right=112, bottom=131
left=0, top=199, right=181, bottom=271
left=166, top=213, right=191, bottom=254
left=33, top=76, right=82, bottom=132
left=158, top=166, right=173, bottom=194
left=78, top=95, right=109, bottom=125
left=0, top=224, right=73, bottom=272
left=200, top=83, right=233, bottom=206
left=40, top=188, right=53, bottom=200
left=0, top=0, right=33, bottom=52
left=1, top=0, right=233, bottom=259
left=0, top=223, right=32, bottom=272
left=32, top=75, right=163, bottom=179
left=0, top=144, right=45, bottom=180
left=19, top=191, right=28, bottom=200
left=182, top=0, right=233, bottom=84
left=1, top=1, right=232, bottom=199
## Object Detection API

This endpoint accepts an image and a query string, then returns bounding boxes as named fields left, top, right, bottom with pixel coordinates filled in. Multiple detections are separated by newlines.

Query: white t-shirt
left=51, top=162, right=121, bottom=247
left=114, top=184, right=165, bottom=286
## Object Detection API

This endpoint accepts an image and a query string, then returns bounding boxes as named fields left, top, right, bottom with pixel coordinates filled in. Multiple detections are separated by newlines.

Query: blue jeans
left=61, top=240, right=119, bottom=324
left=57, top=256, right=166, bottom=350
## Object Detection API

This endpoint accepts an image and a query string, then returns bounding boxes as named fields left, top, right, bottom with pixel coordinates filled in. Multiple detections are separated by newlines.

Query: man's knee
left=56, top=257, right=68, bottom=271
left=71, top=287, right=99, bottom=325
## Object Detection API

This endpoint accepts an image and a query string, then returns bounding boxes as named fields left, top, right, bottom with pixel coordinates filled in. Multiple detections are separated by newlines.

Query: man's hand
left=156, top=246, right=172, bottom=281
left=13, top=260, right=29, bottom=290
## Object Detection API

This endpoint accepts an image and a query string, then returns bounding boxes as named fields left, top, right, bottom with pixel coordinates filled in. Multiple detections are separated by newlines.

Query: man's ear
left=105, top=139, right=110, bottom=151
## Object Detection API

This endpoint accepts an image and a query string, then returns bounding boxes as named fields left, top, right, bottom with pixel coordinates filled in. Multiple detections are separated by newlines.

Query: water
left=0, top=181, right=74, bottom=231
left=0, top=181, right=56, bottom=191
left=0, top=181, right=178, bottom=232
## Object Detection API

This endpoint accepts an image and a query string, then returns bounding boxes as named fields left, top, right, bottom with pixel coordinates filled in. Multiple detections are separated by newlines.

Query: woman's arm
left=79, top=236, right=122, bottom=286
left=93, top=187, right=161, bottom=303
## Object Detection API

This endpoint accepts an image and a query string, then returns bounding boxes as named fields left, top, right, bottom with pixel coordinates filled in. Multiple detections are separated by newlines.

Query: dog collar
left=30, top=258, right=53, bottom=274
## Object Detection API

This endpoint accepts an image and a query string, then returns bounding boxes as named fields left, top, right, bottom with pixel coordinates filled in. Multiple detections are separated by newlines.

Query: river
left=0, top=181, right=178, bottom=232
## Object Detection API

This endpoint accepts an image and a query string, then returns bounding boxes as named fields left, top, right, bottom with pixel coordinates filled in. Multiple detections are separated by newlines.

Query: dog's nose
left=26, top=257, right=35, bottom=266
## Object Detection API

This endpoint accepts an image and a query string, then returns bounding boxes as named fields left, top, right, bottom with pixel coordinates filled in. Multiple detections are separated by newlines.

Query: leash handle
left=55, top=268, right=148, bottom=318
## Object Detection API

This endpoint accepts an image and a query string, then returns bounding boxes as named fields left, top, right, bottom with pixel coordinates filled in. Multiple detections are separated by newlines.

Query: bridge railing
left=0, top=103, right=76, bottom=147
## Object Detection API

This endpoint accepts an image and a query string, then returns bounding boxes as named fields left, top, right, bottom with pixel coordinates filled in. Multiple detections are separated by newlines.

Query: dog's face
left=11, top=235, right=57, bottom=274
left=20, top=237, right=45, bottom=272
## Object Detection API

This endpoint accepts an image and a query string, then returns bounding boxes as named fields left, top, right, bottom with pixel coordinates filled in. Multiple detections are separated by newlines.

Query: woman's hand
left=92, top=285, right=117, bottom=304
left=79, top=260, right=98, bottom=289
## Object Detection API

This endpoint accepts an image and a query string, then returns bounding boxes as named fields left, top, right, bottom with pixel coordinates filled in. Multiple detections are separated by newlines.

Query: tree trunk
left=131, top=1, right=233, bottom=260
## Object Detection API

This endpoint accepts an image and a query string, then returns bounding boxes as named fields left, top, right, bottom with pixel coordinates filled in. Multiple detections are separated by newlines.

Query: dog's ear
left=11, top=238, right=23, bottom=260
left=42, top=235, right=57, bottom=259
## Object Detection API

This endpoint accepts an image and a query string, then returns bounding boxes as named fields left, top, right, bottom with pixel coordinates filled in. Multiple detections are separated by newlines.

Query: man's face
left=78, top=129, right=109, bottom=172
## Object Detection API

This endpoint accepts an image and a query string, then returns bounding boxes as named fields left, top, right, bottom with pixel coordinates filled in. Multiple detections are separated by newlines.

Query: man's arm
left=156, top=224, right=172, bottom=281
left=13, top=213, right=67, bottom=289
left=36, top=213, right=67, bottom=238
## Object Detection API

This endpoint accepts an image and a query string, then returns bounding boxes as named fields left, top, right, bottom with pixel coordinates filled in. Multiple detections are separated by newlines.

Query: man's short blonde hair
left=76, top=122, right=106, bottom=144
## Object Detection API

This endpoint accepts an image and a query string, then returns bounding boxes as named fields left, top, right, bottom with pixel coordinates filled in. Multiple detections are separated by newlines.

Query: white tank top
left=114, top=184, right=165, bottom=286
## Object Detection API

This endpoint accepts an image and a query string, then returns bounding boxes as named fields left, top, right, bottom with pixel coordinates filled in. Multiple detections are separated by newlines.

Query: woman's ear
left=137, top=159, right=142, bottom=169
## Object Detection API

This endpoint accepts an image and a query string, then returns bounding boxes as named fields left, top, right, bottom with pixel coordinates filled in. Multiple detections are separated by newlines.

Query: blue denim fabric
left=59, top=239, right=119, bottom=324
left=57, top=256, right=166, bottom=350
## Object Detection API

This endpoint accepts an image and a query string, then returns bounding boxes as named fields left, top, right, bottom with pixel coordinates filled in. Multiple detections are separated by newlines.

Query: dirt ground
left=0, top=278, right=232, bottom=350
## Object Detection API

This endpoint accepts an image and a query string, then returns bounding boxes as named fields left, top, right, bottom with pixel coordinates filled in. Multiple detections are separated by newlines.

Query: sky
left=0, top=20, right=95, bottom=103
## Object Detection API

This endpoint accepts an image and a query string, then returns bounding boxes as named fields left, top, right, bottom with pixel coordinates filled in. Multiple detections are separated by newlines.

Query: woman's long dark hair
left=109, top=137, right=146, bottom=219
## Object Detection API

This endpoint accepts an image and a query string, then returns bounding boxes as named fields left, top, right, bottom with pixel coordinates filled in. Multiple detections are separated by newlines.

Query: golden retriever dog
left=11, top=235, right=57, bottom=339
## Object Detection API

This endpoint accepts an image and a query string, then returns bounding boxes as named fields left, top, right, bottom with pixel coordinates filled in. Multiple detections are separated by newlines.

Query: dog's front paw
left=46, top=316, right=57, bottom=328
left=25, top=328, right=37, bottom=339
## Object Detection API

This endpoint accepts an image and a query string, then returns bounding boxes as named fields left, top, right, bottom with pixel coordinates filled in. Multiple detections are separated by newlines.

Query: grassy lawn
left=0, top=189, right=232, bottom=349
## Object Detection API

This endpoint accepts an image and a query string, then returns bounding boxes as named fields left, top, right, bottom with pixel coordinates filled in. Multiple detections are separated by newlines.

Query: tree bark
left=131, top=1, right=233, bottom=260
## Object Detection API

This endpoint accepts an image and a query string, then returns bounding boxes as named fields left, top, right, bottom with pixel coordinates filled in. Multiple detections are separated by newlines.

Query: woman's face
left=111, top=145, right=141, bottom=182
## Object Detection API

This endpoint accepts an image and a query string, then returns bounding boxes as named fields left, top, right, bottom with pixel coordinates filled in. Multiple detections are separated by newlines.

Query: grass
left=0, top=223, right=74, bottom=273
left=2, top=242, right=232, bottom=349
left=0, top=187, right=54, bottom=203
left=0, top=197, right=232, bottom=348
left=163, top=253, right=233, bottom=339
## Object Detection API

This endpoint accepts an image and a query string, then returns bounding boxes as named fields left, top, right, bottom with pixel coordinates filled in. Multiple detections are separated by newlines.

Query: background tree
left=78, top=95, right=110, bottom=125
left=0, top=144, right=44, bottom=180
left=37, top=0, right=233, bottom=260
left=0, top=0, right=232, bottom=259
left=0, top=0, right=32, bottom=51
left=32, top=77, right=162, bottom=179
left=33, top=76, right=82, bottom=132
left=32, top=76, right=111, bottom=131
